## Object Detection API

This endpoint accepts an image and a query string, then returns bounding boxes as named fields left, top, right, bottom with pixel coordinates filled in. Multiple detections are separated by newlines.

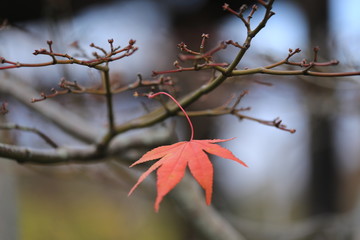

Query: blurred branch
left=229, top=211, right=356, bottom=240
left=0, top=74, right=99, bottom=143
left=222, top=184, right=360, bottom=240
left=0, top=123, right=58, bottom=148
left=0, top=127, right=171, bottom=164
left=171, top=174, right=247, bottom=240
left=0, top=142, right=99, bottom=164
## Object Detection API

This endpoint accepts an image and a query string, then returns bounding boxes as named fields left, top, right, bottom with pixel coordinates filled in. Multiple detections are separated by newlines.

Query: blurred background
left=1, top=0, right=360, bottom=239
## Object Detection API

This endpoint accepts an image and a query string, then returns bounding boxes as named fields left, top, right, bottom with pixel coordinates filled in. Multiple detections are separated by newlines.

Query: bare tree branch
left=0, top=74, right=99, bottom=143
left=0, top=123, right=58, bottom=148
left=0, top=39, right=137, bottom=71
left=0, top=127, right=172, bottom=164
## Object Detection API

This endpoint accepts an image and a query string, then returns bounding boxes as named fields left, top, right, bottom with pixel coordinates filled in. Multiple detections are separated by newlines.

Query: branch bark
left=0, top=127, right=171, bottom=164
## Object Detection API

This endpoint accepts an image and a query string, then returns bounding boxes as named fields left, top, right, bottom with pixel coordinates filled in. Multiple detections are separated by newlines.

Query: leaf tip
left=154, top=196, right=163, bottom=213
left=128, top=186, right=136, bottom=196
left=206, top=193, right=212, bottom=206
left=154, top=205, right=160, bottom=213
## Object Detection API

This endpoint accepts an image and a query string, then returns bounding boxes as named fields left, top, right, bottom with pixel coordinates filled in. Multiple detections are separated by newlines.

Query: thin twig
left=0, top=75, right=98, bottom=143
left=102, top=68, right=115, bottom=134
left=179, top=91, right=296, bottom=134
left=230, top=67, right=360, bottom=77
left=0, top=123, right=58, bottom=148
left=31, top=76, right=174, bottom=102
left=152, top=62, right=229, bottom=76
left=0, top=40, right=138, bottom=71
left=179, top=41, right=227, bottom=61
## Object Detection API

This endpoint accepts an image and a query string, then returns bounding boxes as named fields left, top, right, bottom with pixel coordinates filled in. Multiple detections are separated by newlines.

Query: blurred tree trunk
left=0, top=114, right=18, bottom=240
left=0, top=161, right=18, bottom=240
left=298, top=0, right=340, bottom=215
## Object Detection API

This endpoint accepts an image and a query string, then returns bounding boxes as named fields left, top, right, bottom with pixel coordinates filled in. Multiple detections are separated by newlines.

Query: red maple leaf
left=128, top=92, right=247, bottom=212
left=128, top=138, right=247, bottom=212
